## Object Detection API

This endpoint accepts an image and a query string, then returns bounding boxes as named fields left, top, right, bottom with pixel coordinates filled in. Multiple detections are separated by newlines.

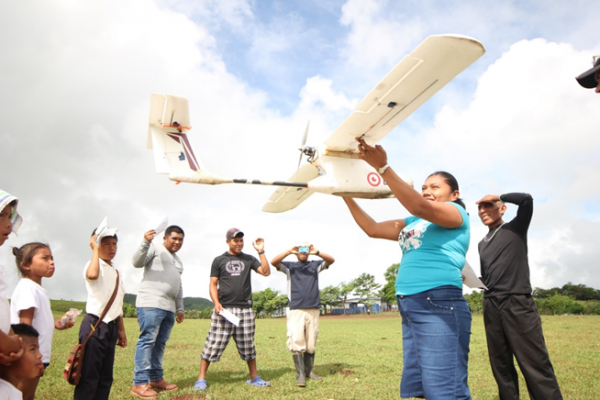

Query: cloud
left=1, top=0, right=599, bottom=306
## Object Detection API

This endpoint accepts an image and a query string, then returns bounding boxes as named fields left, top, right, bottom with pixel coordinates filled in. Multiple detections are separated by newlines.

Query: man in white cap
left=0, top=189, right=25, bottom=362
left=271, top=242, right=335, bottom=387
left=575, top=55, right=600, bottom=93
left=194, top=228, right=271, bottom=391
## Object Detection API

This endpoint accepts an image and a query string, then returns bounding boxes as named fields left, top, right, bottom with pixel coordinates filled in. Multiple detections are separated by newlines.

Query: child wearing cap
left=0, top=190, right=25, bottom=366
left=73, top=228, right=127, bottom=400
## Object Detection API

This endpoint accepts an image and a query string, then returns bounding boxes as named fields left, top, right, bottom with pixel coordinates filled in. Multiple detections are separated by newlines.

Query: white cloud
left=1, top=0, right=599, bottom=307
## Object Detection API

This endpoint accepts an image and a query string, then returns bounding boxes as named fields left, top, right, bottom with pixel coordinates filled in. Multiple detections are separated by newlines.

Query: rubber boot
left=304, top=352, right=323, bottom=381
left=293, top=353, right=306, bottom=387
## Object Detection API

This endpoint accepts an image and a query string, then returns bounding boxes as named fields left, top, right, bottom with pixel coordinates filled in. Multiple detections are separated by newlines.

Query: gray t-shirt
left=132, top=240, right=184, bottom=313
left=280, top=260, right=328, bottom=309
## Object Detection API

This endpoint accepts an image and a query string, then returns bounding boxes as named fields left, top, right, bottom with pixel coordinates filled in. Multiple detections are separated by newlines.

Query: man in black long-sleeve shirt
left=477, top=193, right=562, bottom=400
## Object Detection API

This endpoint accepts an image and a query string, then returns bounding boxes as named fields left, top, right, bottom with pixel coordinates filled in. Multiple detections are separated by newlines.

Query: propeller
left=297, top=121, right=316, bottom=170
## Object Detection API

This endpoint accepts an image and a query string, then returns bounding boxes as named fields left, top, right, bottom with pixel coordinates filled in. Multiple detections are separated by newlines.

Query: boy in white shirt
left=73, top=229, right=126, bottom=400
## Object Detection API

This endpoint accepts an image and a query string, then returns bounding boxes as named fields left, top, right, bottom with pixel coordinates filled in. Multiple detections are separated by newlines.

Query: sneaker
left=194, top=379, right=207, bottom=391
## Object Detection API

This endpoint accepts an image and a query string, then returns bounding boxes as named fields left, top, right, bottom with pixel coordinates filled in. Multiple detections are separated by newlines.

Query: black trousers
left=483, top=295, right=563, bottom=400
left=73, top=314, right=119, bottom=400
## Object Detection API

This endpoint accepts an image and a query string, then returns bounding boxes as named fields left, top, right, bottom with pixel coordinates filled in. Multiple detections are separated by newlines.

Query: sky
left=1, top=0, right=599, bottom=303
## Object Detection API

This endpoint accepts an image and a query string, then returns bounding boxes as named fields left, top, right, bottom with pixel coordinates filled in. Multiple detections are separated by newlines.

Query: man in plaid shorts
left=194, top=228, right=271, bottom=391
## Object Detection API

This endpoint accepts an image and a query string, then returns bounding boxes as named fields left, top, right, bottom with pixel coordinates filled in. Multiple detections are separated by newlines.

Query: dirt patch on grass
left=170, top=395, right=206, bottom=400
left=330, top=363, right=356, bottom=376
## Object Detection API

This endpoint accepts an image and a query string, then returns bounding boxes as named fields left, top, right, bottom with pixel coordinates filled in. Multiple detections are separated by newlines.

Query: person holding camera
left=271, top=242, right=335, bottom=387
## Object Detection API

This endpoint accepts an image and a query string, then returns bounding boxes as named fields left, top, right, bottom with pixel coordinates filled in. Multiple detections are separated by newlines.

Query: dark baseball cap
left=226, top=228, right=244, bottom=240
left=576, top=56, right=600, bottom=89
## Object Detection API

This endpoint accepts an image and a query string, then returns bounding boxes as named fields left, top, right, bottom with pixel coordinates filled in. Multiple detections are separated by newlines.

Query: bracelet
left=258, top=250, right=265, bottom=255
left=316, top=250, right=320, bottom=256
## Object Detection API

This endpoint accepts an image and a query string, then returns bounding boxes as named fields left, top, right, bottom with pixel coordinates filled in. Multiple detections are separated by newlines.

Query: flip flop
left=193, top=379, right=207, bottom=391
left=246, top=376, right=271, bottom=387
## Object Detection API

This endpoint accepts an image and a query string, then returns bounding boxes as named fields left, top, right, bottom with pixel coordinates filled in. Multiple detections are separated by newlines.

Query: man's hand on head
left=144, top=230, right=156, bottom=242
left=476, top=195, right=500, bottom=205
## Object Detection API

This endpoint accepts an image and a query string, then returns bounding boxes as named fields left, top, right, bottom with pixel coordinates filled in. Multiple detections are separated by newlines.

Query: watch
left=378, top=164, right=390, bottom=175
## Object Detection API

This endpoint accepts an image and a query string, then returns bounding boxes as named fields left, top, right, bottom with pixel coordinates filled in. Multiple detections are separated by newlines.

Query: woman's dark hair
left=427, top=171, right=466, bottom=210
left=12, top=242, right=50, bottom=277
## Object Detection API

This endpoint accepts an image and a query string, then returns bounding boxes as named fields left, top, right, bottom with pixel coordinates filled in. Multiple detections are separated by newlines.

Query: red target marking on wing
left=367, top=172, right=381, bottom=187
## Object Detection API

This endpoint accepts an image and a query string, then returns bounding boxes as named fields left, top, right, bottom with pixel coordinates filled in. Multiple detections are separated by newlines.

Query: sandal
left=246, top=376, right=271, bottom=387
left=193, top=379, right=207, bottom=391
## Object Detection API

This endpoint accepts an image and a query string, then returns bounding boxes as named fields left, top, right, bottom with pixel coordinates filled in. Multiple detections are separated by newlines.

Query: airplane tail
left=148, top=94, right=224, bottom=184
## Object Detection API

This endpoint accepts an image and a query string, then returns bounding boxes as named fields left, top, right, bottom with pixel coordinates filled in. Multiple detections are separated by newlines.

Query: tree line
left=121, top=269, right=600, bottom=319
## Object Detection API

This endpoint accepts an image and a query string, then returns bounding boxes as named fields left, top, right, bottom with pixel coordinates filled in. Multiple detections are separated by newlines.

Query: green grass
left=36, top=314, right=600, bottom=399
left=48, top=300, right=86, bottom=314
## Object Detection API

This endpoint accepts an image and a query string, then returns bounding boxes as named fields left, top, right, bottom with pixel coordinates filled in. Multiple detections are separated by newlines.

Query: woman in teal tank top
left=343, top=138, right=472, bottom=400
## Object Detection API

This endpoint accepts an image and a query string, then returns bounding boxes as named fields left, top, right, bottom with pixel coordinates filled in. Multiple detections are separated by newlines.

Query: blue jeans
left=397, top=286, right=472, bottom=400
left=133, top=308, right=175, bottom=385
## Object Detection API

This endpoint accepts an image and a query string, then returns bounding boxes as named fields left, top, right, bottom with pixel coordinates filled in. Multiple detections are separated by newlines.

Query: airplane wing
left=261, top=164, right=321, bottom=213
left=324, top=34, right=485, bottom=154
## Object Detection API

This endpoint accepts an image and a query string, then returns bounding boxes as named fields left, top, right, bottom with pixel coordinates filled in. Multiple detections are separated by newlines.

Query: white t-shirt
left=10, top=279, right=54, bottom=363
left=0, top=264, right=10, bottom=334
left=83, top=259, right=125, bottom=323
left=0, top=378, right=23, bottom=399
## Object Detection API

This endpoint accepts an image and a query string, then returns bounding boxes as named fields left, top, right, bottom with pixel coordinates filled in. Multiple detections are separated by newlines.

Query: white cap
left=0, top=189, right=23, bottom=234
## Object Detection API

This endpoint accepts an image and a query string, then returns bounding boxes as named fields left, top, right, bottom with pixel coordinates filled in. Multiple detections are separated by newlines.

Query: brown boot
left=149, top=379, right=178, bottom=392
left=130, top=385, right=158, bottom=398
left=304, top=352, right=323, bottom=381
left=293, top=353, right=306, bottom=387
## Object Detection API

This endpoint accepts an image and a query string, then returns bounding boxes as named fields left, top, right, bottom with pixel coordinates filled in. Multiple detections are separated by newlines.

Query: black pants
left=483, top=295, right=562, bottom=400
left=73, top=314, right=119, bottom=400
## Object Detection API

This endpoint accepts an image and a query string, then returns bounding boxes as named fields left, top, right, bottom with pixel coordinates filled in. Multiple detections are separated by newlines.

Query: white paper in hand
left=462, top=262, right=488, bottom=290
left=219, top=309, right=240, bottom=326
left=154, top=215, right=169, bottom=235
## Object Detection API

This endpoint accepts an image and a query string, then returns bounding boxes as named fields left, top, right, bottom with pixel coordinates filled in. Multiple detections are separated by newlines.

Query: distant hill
left=50, top=299, right=86, bottom=313
left=50, top=294, right=213, bottom=314
left=124, top=293, right=213, bottom=310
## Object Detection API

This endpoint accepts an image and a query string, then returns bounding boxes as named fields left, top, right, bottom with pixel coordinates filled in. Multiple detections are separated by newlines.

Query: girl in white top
left=10, top=243, right=74, bottom=400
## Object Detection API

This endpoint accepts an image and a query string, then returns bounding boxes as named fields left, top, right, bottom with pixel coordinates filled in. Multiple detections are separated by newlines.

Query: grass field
left=35, top=313, right=599, bottom=400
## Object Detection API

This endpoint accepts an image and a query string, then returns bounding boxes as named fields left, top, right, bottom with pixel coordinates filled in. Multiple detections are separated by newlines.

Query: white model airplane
left=147, top=34, right=485, bottom=213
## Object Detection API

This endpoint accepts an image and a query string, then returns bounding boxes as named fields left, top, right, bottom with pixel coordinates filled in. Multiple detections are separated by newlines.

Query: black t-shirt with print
left=211, top=252, right=260, bottom=308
